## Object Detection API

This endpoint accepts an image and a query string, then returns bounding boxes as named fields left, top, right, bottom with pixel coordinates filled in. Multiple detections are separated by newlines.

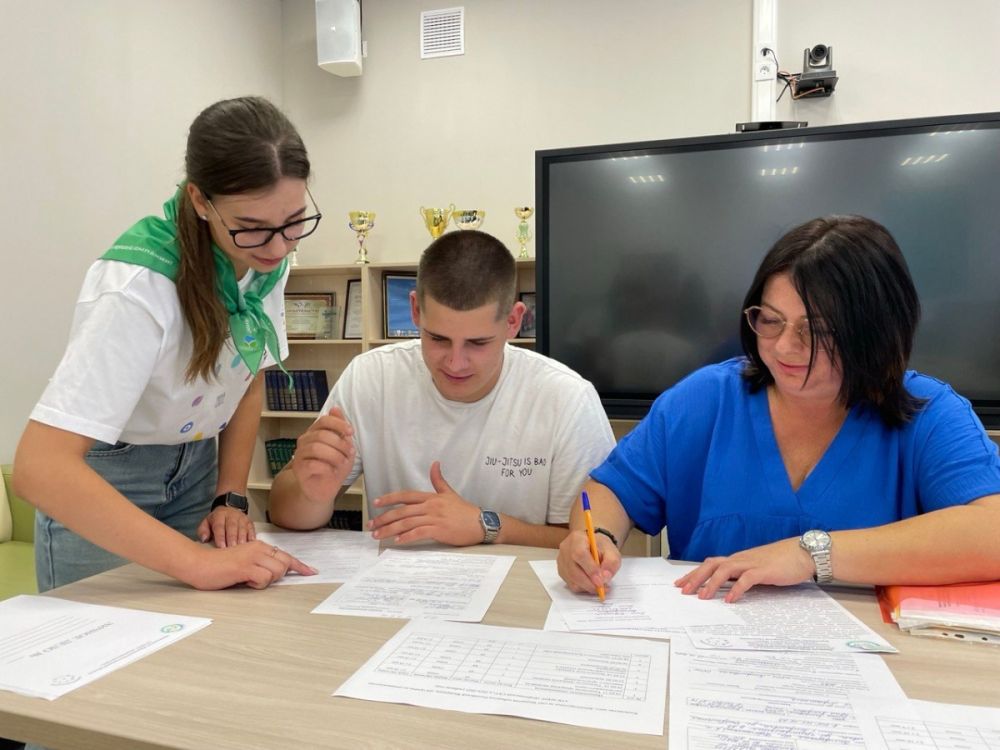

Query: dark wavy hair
left=740, top=215, right=924, bottom=426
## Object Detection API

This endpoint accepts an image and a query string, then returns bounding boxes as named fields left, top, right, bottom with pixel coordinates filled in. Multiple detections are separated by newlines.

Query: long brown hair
left=177, top=96, right=310, bottom=381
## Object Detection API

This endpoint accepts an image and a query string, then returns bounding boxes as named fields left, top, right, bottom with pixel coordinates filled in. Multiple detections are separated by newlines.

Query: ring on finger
left=270, top=545, right=279, bottom=557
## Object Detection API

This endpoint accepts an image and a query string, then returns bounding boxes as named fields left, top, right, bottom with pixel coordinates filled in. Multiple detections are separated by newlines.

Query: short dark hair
left=417, top=230, right=517, bottom=317
left=740, top=215, right=924, bottom=426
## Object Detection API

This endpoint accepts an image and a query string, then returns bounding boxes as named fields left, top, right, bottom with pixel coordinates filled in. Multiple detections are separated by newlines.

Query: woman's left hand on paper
left=198, top=507, right=257, bottom=548
left=675, top=537, right=816, bottom=603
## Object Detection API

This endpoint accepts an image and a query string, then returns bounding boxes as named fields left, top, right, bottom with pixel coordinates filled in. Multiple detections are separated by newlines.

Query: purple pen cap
left=581, top=491, right=591, bottom=511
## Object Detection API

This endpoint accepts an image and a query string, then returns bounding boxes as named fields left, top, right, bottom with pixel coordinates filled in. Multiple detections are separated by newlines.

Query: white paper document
left=255, top=529, right=380, bottom=584
left=669, top=635, right=906, bottom=749
left=532, top=558, right=739, bottom=639
left=335, top=618, right=669, bottom=735
left=852, top=695, right=1000, bottom=750
left=0, top=595, right=211, bottom=701
left=684, top=584, right=897, bottom=653
left=312, top=549, right=515, bottom=621
left=532, top=559, right=893, bottom=652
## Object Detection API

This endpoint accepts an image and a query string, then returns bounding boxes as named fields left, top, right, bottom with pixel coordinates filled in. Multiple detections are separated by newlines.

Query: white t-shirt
left=328, top=339, right=616, bottom=524
left=31, top=259, right=289, bottom=445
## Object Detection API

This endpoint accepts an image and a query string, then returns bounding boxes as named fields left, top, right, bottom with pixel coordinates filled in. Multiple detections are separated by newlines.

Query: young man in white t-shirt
left=270, top=230, right=615, bottom=548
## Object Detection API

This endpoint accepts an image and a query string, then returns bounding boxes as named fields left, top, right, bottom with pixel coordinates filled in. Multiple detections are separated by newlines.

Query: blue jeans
left=34, top=439, right=218, bottom=592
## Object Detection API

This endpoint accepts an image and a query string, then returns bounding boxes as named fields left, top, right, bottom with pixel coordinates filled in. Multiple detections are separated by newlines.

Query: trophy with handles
left=514, top=206, right=534, bottom=259
left=348, top=210, right=375, bottom=264
left=419, top=204, right=455, bottom=239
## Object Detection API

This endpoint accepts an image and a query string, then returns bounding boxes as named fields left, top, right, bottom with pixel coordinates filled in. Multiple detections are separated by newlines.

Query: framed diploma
left=382, top=273, right=419, bottom=338
left=343, top=278, right=363, bottom=340
left=284, top=293, right=335, bottom=339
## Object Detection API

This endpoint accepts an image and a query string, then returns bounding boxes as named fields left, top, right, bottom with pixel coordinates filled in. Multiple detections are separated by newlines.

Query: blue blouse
left=592, top=358, right=1000, bottom=562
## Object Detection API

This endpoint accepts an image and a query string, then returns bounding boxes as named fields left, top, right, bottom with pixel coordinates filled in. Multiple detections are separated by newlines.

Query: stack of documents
left=877, top=580, right=1000, bottom=645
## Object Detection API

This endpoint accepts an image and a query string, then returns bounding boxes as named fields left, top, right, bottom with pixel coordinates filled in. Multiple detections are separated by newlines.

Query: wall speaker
left=316, top=0, right=362, bottom=77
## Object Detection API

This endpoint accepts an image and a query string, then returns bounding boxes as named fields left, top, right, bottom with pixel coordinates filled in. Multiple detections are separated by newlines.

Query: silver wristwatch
left=479, top=510, right=501, bottom=544
left=799, top=529, right=833, bottom=583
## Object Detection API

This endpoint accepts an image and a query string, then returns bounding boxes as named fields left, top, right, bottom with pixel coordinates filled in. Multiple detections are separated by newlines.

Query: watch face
left=802, top=529, right=831, bottom=551
left=481, top=511, right=501, bottom=531
left=225, top=493, right=249, bottom=511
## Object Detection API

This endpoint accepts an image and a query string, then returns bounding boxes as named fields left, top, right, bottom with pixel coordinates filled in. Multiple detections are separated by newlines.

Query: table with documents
left=1, top=538, right=998, bottom=750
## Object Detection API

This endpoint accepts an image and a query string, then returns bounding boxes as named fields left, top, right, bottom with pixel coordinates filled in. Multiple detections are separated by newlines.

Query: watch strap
left=812, top=550, right=833, bottom=583
left=211, top=492, right=249, bottom=515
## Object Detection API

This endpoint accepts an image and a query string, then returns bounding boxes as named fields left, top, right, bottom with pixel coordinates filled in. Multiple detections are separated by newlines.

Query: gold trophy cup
left=419, top=204, right=455, bottom=239
left=348, top=210, right=375, bottom=265
left=514, top=206, right=534, bottom=259
left=452, top=209, right=486, bottom=231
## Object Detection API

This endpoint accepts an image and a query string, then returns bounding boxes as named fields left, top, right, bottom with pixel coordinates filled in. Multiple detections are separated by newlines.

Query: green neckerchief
left=102, top=188, right=289, bottom=382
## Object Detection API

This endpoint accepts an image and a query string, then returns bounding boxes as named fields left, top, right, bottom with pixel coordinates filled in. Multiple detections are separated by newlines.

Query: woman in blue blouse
left=557, top=215, right=1000, bottom=602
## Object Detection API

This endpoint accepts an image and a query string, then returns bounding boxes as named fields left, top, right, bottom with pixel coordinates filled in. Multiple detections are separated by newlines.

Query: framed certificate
left=284, top=293, right=335, bottom=339
left=382, top=273, right=419, bottom=338
left=518, top=291, right=536, bottom=338
left=342, top=278, right=363, bottom=340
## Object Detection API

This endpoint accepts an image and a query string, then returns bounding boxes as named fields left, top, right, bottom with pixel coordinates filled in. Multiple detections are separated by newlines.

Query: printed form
left=256, top=529, right=380, bottom=584
left=852, top=695, right=1000, bottom=750
left=532, top=558, right=737, bottom=639
left=0, top=595, right=210, bottom=700
left=531, top=559, right=895, bottom=653
left=335, top=618, right=669, bottom=735
left=312, top=549, right=515, bottom=621
left=669, top=635, right=906, bottom=749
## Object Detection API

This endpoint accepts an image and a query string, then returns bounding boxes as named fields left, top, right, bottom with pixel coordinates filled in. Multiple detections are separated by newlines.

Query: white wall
left=3, top=0, right=999, bottom=460
left=280, top=0, right=752, bottom=264
left=777, top=1, right=1000, bottom=125
left=0, top=0, right=284, bottom=461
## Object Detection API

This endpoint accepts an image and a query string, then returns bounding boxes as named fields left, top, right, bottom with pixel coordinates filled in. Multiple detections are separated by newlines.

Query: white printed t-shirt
left=30, top=259, right=289, bottom=445
left=328, top=339, right=616, bottom=525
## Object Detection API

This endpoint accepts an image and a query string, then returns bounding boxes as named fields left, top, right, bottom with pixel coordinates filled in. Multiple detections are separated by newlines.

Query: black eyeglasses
left=206, top=188, right=323, bottom=249
left=744, top=305, right=833, bottom=346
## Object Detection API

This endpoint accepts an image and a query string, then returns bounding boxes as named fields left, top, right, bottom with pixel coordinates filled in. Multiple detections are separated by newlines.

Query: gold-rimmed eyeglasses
left=743, top=305, right=832, bottom=346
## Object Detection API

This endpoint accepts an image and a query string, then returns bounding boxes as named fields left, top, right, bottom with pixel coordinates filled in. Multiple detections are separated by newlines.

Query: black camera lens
left=809, top=44, right=828, bottom=64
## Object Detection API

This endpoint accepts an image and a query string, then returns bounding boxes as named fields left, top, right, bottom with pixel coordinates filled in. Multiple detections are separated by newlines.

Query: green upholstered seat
left=0, top=464, right=37, bottom=600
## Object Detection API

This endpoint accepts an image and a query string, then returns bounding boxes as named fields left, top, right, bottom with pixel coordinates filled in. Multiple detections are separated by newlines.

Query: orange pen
left=580, top=491, right=606, bottom=602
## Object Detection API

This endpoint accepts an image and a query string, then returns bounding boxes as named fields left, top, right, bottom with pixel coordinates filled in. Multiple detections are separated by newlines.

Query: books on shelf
left=877, top=580, right=1000, bottom=645
left=328, top=510, right=363, bottom=531
left=265, top=369, right=329, bottom=412
left=264, top=438, right=297, bottom=477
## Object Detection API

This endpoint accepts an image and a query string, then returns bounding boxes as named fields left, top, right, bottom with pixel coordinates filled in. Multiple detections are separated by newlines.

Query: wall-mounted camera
left=795, top=44, right=838, bottom=98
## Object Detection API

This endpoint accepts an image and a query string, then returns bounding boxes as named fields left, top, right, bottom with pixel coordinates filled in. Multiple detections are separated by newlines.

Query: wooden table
left=2, top=542, right=999, bottom=749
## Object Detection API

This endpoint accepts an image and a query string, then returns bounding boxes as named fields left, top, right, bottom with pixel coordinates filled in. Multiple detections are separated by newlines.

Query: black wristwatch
left=211, top=491, right=249, bottom=515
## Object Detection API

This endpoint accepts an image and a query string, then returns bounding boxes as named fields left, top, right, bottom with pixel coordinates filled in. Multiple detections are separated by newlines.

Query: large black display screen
left=538, top=114, right=1000, bottom=426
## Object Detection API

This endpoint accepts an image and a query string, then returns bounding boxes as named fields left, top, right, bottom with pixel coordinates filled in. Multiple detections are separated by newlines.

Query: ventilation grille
left=421, top=7, right=464, bottom=59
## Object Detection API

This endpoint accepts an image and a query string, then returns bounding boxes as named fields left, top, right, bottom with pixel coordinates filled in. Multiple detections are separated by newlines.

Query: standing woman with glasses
left=14, top=96, right=319, bottom=591
left=558, top=215, right=1000, bottom=600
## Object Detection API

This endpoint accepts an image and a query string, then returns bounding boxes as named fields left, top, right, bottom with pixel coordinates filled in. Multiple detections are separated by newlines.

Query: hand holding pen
left=580, top=491, right=606, bottom=602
